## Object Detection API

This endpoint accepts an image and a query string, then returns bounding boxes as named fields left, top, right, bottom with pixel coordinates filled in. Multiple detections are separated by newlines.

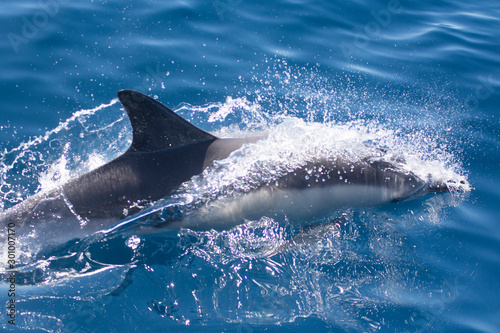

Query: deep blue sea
left=1, top=0, right=499, bottom=332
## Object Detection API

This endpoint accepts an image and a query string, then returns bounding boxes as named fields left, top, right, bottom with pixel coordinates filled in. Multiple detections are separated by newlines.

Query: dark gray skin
left=273, top=157, right=440, bottom=198
left=1, top=90, right=450, bottom=239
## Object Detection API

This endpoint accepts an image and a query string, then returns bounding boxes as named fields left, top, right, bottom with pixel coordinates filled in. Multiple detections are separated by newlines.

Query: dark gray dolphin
left=0, top=90, right=452, bottom=242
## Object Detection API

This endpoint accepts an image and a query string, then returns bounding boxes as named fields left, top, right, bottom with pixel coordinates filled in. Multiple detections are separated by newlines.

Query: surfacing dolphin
left=1, top=90, right=452, bottom=245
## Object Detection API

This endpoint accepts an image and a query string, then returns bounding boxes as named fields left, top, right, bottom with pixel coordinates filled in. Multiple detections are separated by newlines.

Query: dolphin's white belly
left=177, top=184, right=400, bottom=230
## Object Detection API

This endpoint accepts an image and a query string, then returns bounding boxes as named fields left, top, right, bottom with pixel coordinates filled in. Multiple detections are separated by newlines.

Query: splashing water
left=0, top=99, right=129, bottom=209
left=0, top=64, right=472, bottom=330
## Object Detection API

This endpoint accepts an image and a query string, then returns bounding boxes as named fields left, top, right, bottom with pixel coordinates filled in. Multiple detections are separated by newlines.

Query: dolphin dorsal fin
left=117, top=89, right=216, bottom=152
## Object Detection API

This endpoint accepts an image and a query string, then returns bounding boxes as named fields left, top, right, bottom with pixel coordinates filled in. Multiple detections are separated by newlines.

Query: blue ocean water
left=1, top=0, right=499, bottom=332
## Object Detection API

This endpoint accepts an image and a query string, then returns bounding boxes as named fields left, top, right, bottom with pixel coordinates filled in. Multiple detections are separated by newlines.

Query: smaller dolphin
left=0, top=90, right=454, bottom=247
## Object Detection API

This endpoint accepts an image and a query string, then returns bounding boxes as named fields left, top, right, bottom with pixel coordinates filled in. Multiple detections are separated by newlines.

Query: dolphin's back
left=61, top=90, right=223, bottom=220
left=62, top=141, right=213, bottom=219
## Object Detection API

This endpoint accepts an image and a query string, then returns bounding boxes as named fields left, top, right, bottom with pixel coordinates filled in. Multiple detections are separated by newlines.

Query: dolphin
left=0, top=90, right=453, bottom=246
